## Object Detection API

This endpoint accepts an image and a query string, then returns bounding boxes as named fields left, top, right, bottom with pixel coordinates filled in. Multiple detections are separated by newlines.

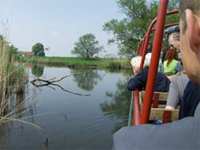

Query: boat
left=113, top=0, right=200, bottom=149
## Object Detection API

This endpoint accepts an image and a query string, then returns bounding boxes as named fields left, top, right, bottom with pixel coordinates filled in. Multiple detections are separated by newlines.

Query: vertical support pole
left=163, top=111, right=172, bottom=123
left=132, top=90, right=140, bottom=126
left=153, top=93, right=159, bottom=108
left=140, top=0, right=169, bottom=124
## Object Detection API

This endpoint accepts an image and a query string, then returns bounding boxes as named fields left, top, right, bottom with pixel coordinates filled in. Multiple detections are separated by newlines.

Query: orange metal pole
left=132, top=90, right=140, bottom=126
left=152, top=22, right=179, bottom=31
left=140, top=0, right=169, bottom=124
left=137, top=41, right=143, bottom=55
left=139, top=19, right=157, bottom=72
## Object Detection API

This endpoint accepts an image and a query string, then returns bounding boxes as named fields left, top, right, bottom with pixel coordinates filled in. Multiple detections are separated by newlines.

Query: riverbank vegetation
left=0, top=35, right=26, bottom=117
left=21, top=56, right=132, bottom=69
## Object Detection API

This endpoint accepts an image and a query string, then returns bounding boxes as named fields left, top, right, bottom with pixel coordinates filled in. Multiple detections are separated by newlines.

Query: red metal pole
left=140, top=0, right=169, bottom=124
left=140, top=36, right=146, bottom=56
left=132, top=90, right=140, bottom=126
left=137, top=41, right=143, bottom=55
left=139, top=19, right=157, bottom=71
left=152, top=22, right=179, bottom=31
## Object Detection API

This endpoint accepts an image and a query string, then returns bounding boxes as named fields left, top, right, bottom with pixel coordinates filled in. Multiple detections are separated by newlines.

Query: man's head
left=179, top=0, right=200, bottom=84
left=168, top=32, right=180, bottom=53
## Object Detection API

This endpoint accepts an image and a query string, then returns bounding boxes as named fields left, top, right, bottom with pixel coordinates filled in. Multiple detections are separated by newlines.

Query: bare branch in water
left=31, top=72, right=91, bottom=96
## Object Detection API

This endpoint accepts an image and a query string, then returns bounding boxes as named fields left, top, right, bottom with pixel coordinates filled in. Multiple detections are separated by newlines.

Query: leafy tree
left=9, top=45, right=18, bottom=56
left=32, top=43, right=45, bottom=56
left=71, top=34, right=103, bottom=59
left=103, top=0, right=179, bottom=57
left=0, top=35, right=20, bottom=59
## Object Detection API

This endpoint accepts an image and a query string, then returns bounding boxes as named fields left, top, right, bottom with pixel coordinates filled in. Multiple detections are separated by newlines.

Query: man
left=112, top=1, right=200, bottom=149
left=168, top=32, right=183, bottom=73
left=168, top=32, right=180, bottom=53
left=165, top=74, right=189, bottom=110
left=128, top=55, right=170, bottom=92
left=178, top=0, right=200, bottom=119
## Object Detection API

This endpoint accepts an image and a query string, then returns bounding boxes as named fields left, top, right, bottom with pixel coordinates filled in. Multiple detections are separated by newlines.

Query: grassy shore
left=21, top=56, right=132, bottom=69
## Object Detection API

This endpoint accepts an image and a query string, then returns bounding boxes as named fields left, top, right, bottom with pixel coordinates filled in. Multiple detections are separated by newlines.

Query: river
left=0, top=64, right=132, bottom=149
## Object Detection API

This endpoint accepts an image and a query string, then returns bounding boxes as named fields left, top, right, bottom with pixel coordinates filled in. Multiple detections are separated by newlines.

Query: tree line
left=30, top=0, right=179, bottom=59
left=71, top=0, right=179, bottom=59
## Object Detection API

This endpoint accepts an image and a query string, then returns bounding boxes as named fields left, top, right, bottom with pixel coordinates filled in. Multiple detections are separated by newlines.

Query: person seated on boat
left=178, top=0, right=200, bottom=119
left=168, top=32, right=184, bottom=73
left=163, top=49, right=179, bottom=75
left=161, top=26, right=179, bottom=64
left=165, top=72, right=189, bottom=110
left=128, top=54, right=170, bottom=92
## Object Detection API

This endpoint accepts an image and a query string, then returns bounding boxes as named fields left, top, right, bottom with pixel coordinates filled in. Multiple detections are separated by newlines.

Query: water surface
left=0, top=65, right=132, bottom=149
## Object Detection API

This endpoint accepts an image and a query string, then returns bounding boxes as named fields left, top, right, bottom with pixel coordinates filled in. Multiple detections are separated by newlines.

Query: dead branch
left=31, top=72, right=91, bottom=96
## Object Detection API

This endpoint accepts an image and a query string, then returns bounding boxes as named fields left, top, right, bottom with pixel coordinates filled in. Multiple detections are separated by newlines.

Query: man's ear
left=185, top=9, right=200, bottom=54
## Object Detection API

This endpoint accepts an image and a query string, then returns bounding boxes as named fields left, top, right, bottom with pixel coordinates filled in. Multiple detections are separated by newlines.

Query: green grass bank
left=21, top=56, right=132, bottom=69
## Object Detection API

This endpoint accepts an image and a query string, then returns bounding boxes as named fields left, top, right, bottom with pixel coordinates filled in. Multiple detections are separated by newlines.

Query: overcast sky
left=0, top=0, right=125, bottom=57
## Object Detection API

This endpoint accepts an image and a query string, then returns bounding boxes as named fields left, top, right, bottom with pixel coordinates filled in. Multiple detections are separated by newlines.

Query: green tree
left=103, top=0, right=179, bottom=57
left=32, top=43, right=45, bottom=56
left=71, top=34, right=103, bottom=59
left=9, top=45, right=18, bottom=56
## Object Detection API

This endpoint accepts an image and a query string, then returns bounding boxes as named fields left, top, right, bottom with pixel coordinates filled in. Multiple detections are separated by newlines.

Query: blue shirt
left=179, top=81, right=200, bottom=119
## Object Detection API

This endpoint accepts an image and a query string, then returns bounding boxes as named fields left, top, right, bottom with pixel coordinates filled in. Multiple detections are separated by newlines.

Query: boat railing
left=131, top=0, right=179, bottom=126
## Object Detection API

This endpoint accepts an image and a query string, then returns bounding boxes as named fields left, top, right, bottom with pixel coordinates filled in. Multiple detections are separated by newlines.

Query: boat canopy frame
left=132, top=0, right=179, bottom=126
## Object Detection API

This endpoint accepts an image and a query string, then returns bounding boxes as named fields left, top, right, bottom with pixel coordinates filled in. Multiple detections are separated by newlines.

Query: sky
left=0, top=0, right=125, bottom=57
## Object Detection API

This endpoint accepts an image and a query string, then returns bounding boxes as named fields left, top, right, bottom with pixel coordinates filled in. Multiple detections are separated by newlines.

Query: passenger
left=168, top=32, right=183, bottom=73
left=128, top=54, right=170, bottom=92
left=168, top=32, right=180, bottom=54
left=178, top=0, right=200, bottom=119
left=165, top=73, right=189, bottom=110
left=163, top=49, right=179, bottom=75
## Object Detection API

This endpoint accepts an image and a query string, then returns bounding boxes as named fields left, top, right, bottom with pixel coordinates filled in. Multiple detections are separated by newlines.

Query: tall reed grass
left=0, top=36, right=26, bottom=117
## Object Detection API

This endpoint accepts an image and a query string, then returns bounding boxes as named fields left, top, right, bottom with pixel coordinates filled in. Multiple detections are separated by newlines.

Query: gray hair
left=172, top=32, right=180, bottom=41
left=130, top=55, right=150, bottom=70
left=130, top=56, right=142, bottom=70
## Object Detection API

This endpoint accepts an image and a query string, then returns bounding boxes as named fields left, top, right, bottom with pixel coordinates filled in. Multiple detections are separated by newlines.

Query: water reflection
left=0, top=66, right=133, bottom=149
left=100, top=79, right=131, bottom=132
left=71, top=69, right=102, bottom=91
left=32, top=65, right=44, bottom=78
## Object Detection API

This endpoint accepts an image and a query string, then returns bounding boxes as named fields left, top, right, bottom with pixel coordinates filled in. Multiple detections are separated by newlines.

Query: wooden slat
left=149, top=108, right=179, bottom=121
left=140, top=91, right=168, bottom=102
left=155, top=92, right=168, bottom=101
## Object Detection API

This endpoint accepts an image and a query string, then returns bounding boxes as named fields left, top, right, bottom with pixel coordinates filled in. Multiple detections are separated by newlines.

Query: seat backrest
left=139, top=91, right=168, bottom=108
left=150, top=108, right=179, bottom=123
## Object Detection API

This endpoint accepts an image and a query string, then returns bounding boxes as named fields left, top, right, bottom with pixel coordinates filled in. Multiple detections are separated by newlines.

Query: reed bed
left=0, top=36, right=26, bottom=117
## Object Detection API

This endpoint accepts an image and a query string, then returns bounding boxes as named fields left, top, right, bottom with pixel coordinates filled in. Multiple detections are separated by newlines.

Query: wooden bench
left=139, top=91, right=179, bottom=123
left=150, top=108, right=179, bottom=123
left=139, top=91, right=168, bottom=108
